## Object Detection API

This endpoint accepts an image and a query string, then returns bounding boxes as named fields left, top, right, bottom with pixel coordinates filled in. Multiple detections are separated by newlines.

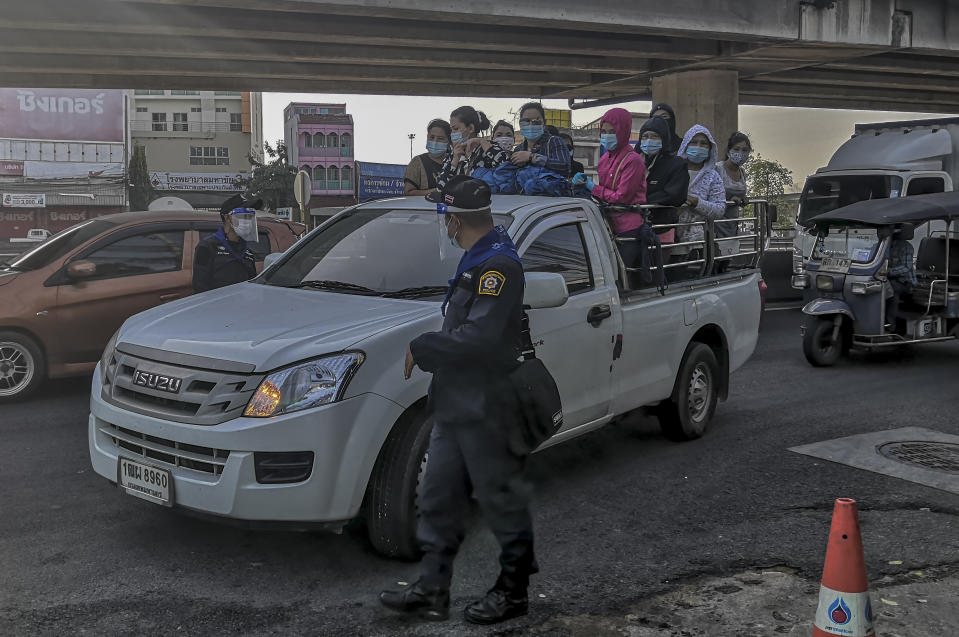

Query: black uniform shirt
left=411, top=254, right=525, bottom=424
left=192, top=232, right=257, bottom=293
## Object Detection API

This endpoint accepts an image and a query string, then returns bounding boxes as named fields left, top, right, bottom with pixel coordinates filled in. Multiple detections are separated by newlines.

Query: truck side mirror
left=524, top=272, right=568, bottom=309
left=66, top=260, right=97, bottom=280
left=263, top=253, right=282, bottom=270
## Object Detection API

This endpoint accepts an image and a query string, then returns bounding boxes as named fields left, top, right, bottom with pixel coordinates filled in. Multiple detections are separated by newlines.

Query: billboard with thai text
left=0, top=89, right=124, bottom=143
left=356, top=162, right=405, bottom=202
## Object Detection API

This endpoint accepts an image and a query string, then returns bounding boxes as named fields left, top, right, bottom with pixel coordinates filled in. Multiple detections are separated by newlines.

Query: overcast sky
left=262, top=93, right=951, bottom=192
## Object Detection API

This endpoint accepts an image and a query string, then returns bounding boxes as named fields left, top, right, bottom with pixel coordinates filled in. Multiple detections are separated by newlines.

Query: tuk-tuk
left=792, top=191, right=959, bottom=366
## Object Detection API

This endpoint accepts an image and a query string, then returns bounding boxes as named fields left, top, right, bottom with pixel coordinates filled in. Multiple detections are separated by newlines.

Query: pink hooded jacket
left=592, top=107, right=647, bottom=233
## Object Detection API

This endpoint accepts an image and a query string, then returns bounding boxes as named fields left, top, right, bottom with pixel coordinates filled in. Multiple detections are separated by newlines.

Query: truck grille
left=101, top=346, right=264, bottom=426
left=100, top=423, right=230, bottom=476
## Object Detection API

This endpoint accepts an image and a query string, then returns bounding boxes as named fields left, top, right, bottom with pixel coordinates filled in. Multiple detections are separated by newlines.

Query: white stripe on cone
left=814, top=584, right=875, bottom=636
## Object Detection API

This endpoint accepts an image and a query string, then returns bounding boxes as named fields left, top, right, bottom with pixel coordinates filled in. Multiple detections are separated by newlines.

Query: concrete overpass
left=3, top=0, right=959, bottom=144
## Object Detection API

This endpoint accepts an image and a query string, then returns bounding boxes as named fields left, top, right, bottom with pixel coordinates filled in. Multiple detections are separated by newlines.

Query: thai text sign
left=356, top=162, right=405, bottom=202
left=2, top=193, right=46, bottom=208
left=150, top=172, right=248, bottom=192
left=0, top=89, right=124, bottom=142
left=0, top=161, right=24, bottom=176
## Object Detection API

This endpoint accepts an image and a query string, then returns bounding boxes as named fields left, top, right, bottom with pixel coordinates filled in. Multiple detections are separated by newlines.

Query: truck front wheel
left=364, top=409, right=433, bottom=560
left=657, top=343, right=719, bottom=441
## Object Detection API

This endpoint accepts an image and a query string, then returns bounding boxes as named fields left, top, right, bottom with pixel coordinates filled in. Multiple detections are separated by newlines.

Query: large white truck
left=88, top=195, right=765, bottom=558
left=793, top=117, right=959, bottom=273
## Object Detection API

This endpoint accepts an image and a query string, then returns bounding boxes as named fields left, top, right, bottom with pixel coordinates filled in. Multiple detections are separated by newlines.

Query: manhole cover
left=878, top=441, right=959, bottom=474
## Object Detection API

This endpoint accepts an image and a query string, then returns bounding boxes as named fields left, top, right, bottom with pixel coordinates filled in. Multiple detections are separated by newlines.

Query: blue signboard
left=356, top=161, right=406, bottom=202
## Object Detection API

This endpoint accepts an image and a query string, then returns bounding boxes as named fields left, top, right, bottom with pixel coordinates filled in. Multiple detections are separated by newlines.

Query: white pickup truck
left=88, top=195, right=764, bottom=557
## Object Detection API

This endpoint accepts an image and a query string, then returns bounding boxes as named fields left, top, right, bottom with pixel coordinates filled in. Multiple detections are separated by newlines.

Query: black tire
left=803, top=317, right=841, bottom=367
left=0, top=331, right=45, bottom=403
left=657, top=343, right=720, bottom=441
left=364, top=409, right=433, bottom=560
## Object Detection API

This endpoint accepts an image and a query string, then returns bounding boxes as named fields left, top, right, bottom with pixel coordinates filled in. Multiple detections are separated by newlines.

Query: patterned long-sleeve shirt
left=435, top=143, right=510, bottom=191
left=516, top=132, right=572, bottom=177
left=888, top=239, right=917, bottom=285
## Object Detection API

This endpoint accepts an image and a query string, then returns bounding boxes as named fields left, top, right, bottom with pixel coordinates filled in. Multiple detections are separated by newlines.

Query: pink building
left=284, top=102, right=354, bottom=197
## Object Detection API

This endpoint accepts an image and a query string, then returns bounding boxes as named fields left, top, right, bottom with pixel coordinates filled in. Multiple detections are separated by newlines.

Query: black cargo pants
left=416, top=417, right=537, bottom=591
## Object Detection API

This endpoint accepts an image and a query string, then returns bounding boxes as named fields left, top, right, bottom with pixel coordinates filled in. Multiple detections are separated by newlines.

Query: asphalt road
left=1, top=309, right=958, bottom=636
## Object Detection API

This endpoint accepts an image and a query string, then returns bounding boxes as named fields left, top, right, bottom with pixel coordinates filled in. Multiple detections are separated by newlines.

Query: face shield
left=229, top=207, right=258, bottom=242
left=437, top=203, right=460, bottom=261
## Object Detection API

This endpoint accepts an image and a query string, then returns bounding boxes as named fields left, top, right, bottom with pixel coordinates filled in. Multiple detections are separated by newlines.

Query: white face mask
left=493, top=136, right=514, bottom=151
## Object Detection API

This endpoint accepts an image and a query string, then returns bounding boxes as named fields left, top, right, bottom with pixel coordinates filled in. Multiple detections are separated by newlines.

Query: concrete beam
left=0, top=29, right=651, bottom=75
left=741, top=93, right=959, bottom=115
left=740, top=80, right=959, bottom=109
left=751, top=68, right=959, bottom=92
left=0, top=3, right=725, bottom=60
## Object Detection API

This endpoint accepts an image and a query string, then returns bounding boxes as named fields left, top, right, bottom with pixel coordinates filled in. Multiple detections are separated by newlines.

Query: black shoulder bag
left=507, top=309, right=564, bottom=456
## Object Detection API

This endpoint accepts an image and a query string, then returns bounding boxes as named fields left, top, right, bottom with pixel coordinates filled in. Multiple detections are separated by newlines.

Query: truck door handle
left=159, top=293, right=181, bottom=302
left=587, top=304, right=612, bottom=327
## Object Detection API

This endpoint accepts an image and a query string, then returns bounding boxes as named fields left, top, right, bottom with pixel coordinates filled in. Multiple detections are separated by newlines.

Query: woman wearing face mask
left=405, top=119, right=451, bottom=196
left=636, top=116, right=689, bottom=243
left=674, top=124, right=726, bottom=263
left=511, top=102, right=571, bottom=177
left=471, top=120, right=521, bottom=194
left=714, top=132, right=752, bottom=270
left=571, top=108, right=647, bottom=265
left=432, top=106, right=506, bottom=198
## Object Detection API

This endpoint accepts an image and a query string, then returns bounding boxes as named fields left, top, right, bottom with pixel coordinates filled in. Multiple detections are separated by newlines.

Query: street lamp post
left=408, top=133, right=415, bottom=159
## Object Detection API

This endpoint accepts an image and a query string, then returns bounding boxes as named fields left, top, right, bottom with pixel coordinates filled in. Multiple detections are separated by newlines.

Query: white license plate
left=118, top=457, right=173, bottom=506
left=819, top=257, right=851, bottom=273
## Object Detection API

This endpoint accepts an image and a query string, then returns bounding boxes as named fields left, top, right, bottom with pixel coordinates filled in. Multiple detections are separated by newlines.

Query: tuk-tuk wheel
left=803, top=317, right=842, bottom=367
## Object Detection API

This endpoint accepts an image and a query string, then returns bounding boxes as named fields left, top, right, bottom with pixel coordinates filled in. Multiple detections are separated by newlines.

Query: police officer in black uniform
left=379, top=176, right=536, bottom=625
left=191, top=194, right=262, bottom=293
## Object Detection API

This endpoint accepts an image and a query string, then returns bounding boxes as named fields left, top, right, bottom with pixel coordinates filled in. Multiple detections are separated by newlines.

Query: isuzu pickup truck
left=88, top=195, right=765, bottom=557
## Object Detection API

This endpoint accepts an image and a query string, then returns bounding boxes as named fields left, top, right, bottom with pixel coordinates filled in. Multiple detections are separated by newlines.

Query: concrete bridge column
left=651, top=69, right=739, bottom=155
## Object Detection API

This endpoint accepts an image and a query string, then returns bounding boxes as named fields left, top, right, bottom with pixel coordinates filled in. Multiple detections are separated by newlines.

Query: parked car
left=0, top=210, right=304, bottom=402
left=87, top=195, right=766, bottom=558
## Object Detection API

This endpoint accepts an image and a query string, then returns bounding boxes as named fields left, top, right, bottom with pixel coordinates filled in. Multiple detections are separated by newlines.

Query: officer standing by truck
left=191, top=195, right=262, bottom=293
left=379, top=176, right=537, bottom=625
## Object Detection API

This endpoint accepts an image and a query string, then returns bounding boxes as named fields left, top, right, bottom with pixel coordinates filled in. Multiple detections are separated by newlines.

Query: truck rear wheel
left=657, top=343, right=719, bottom=441
left=0, top=331, right=45, bottom=404
left=803, top=317, right=841, bottom=367
left=364, top=409, right=433, bottom=560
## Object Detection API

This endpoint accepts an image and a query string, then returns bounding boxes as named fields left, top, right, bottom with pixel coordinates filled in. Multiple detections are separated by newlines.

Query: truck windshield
left=812, top=226, right=882, bottom=263
left=260, top=208, right=512, bottom=297
left=797, top=175, right=903, bottom=227
left=3, top=219, right=114, bottom=271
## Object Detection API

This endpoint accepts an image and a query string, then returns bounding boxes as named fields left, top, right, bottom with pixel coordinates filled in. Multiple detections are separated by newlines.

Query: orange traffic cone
left=812, top=498, right=876, bottom=636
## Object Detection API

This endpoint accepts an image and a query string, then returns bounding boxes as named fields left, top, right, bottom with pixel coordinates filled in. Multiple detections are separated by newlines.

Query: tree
left=234, top=140, right=297, bottom=214
left=747, top=153, right=796, bottom=229
left=747, top=153, right=794, bottom=201
left=128, top=142, right=157, bottom=211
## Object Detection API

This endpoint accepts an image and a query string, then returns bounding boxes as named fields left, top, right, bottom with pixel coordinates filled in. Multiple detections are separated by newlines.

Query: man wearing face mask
left=380, top=176, right=536, bottom=626
left=191, top=194, right=261, bottom=293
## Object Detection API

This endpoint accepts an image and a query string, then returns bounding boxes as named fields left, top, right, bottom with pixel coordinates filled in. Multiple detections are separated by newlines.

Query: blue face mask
left=450, top=131, right=468, bottom=144
left=640, top=139, right=663, bottom=156
left=426, top=141, right=448, bottom=156
left=600, top=134, right=618, bottom=151
left=686, top=146, right=710, bottom=164
left=521, top=125, right=545, bottom=141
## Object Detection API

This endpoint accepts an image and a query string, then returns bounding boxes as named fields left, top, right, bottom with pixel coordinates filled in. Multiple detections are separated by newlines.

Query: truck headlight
left=816, top=275, right=835, bottom=291
left=791, top=274, right=810, bottom=289
left=100, top=329, right=120, bottom=382
left=244, top=352, right=364, bottom=417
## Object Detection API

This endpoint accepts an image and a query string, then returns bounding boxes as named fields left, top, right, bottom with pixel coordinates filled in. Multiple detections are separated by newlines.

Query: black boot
left=463, top=575, right=528, bottom=625
left=379, top=579, right=450, bottom=621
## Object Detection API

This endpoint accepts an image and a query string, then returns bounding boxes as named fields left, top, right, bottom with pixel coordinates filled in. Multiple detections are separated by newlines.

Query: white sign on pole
left=276, top=207, right=293, bottom=220
left=2, top=193, right=46, bottom=208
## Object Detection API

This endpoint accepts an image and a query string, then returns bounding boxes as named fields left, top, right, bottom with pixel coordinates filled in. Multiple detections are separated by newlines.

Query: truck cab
left=793, top=118, right=959, bottom=277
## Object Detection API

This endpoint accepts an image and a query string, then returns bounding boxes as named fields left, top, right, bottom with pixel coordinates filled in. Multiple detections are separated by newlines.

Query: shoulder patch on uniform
left=478, top=270, right=506, bottom=296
